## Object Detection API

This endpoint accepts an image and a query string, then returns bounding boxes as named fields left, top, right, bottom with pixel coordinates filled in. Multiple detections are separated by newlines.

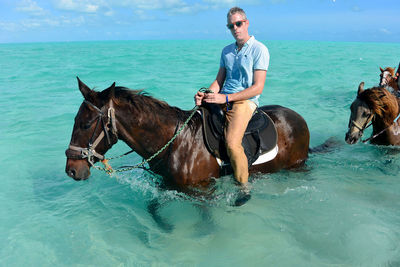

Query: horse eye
left=80, top=122, right=92, bottom=130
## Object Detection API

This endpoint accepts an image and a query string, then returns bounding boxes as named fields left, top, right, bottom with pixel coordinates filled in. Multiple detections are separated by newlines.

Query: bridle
left=65, top=99, right=117, bottom=166
left=349, top=98, right=374, bottom=134
left=349, top=114, right=373, bottom=133
left=348, top=103, right=374, bottom=143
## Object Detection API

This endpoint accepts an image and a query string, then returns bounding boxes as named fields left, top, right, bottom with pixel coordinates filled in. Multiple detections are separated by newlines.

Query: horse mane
left=358, top=87, right=399, bottom=125
left=110, top=86, right=190, bottom=122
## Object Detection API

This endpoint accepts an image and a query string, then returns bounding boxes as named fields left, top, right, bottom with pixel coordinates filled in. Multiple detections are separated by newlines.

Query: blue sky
left=0, top=0, right=399, bottom=43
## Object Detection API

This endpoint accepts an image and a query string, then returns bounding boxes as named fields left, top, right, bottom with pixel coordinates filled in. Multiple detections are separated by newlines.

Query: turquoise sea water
left=1, top=40, right=400, bottom=266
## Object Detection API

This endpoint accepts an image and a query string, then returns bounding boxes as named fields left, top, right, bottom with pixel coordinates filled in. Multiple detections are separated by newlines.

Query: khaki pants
left=224, top=100, right=257, bottom=184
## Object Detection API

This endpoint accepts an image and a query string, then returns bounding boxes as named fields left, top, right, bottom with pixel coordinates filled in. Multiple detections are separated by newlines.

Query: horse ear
left=380, top=67, right=384, bottom=72
left=104, top=82, right=115, bottom=100
left=109, top=82, right=115, bottom=99
left=77, top=77, right=94, bottom=100
left=358, top=82, right=364, bottom=95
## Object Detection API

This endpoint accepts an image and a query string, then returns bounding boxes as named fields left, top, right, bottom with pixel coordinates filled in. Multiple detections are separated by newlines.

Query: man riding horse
left=194, top=7, right=269, bottom=187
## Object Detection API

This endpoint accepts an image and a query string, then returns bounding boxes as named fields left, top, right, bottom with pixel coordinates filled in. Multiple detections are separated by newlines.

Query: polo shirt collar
left=235, top=36, right=254, bottom=53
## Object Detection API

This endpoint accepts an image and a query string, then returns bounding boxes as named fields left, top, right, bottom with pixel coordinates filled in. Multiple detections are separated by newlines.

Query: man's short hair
left=227, top=7, right=247, bottom=20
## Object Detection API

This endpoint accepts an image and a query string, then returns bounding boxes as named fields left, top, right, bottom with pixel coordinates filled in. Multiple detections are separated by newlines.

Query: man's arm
left=195, top=67, right=226, bottom=106
left=203, top=69, right=267, bottom=104
left=208, top=67, right=226, bottom=93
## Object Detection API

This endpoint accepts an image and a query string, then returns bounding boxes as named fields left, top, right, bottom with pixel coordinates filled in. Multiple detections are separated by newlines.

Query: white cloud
left=0, top=22, right=20, bottom=32
left=53, top=0, right=208, bottom=14
left=85, top=4, right=99, bottom=12
left=380, top=28, right=391, bottom=35
left=134, top=10, right=156, bottom=20
left=104, top=10, right=114, bottom=16
left=0, top=15, right=86, bottom=32
left=169, top=3, right=209, bottom=14
left=21, top=20, right=42, bottom=28
left=131, top=0, right=187, bottom=10
left=54, top=0, right=104, bottom=13
left=16, top=0, right=46, bottom=16
left=202, top=0, right=260, bottom=6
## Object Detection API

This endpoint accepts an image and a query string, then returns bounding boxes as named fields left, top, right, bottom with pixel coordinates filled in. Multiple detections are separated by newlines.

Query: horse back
left=250, top=105, right=310, bottom=173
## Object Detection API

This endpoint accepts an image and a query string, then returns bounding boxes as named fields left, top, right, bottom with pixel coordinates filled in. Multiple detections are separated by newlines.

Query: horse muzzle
left=65, top=158, right=91, bottom=180
left=345, top=130, right=361, bottom=145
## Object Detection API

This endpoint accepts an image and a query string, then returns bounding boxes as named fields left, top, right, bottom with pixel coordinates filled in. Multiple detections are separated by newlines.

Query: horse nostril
left=68, top=169, right=76, bottom=178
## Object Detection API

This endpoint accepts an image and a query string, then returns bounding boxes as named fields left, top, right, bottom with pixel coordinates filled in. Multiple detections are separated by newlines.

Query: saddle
left=200, top=103, right=278, bottom=168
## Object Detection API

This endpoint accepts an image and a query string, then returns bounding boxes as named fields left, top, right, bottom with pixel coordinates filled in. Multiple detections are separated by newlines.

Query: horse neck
left=114, top=101, right=183, bottom=159
left=389, top=79, right=399, bottom=91
left=372, top=100, right=400, bottom=132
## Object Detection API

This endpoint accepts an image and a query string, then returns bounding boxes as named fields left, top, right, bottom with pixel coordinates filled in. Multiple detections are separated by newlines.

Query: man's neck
left=236, top=35, right=251, bottom=51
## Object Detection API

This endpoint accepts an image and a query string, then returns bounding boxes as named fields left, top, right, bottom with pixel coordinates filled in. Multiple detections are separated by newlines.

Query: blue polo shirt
left=220, top=36, right=270, bottom=106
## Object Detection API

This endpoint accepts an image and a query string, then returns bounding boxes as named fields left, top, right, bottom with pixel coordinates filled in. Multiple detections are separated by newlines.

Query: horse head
left=346, top=82, right=399, bottom=145
left=65, top=77, right=118, bottom=180
left=379, top=67, right=396, bottom=87
left=345, top=82, right=373, bottom=144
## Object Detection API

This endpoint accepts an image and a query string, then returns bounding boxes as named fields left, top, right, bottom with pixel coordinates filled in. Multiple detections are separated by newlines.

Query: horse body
left=345, top=82, right=400, bottom=146
left=66, top=79, right=310, bottom=189
left=250, top=105, right=309, bottom=173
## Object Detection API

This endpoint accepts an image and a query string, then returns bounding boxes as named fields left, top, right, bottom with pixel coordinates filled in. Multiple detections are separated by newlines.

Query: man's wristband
left=225, top=94, right=230, bottom=110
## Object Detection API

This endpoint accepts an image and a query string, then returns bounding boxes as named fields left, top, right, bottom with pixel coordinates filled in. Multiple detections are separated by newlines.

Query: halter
left=349, top=113, right=373, bottom=134
left=65, top=99, right=117, bottom=166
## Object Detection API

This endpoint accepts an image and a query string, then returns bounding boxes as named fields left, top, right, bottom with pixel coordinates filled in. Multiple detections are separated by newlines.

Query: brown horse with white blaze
left=379, top=67, right=399, bottom=93
left=65, top=78, right=311, bottom=190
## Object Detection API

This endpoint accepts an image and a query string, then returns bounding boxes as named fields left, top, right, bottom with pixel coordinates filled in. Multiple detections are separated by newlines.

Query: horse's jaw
left=65, top=159, right=91, bottom=180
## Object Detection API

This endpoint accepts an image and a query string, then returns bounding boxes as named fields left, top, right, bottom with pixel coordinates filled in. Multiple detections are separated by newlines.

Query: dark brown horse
left=379, top=67, right=399, bottom=93
left=66, top=78, right=310, bottom=190
left=345, top=82, right=400, bottom=145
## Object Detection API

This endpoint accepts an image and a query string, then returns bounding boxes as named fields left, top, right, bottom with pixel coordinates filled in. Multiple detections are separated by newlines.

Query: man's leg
left=225, top=100, right=256, bottom=184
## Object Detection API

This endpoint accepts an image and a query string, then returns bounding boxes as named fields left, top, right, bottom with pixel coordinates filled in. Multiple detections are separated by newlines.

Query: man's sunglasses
left=226, top=20, right=247, bottom=30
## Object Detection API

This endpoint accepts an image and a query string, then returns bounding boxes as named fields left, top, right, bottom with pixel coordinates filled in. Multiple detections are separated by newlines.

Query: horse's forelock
left=383, top=67, right=395, bottom=76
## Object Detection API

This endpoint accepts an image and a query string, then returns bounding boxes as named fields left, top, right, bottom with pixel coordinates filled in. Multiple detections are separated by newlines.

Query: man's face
left=227, top=13, right=249, bottom=43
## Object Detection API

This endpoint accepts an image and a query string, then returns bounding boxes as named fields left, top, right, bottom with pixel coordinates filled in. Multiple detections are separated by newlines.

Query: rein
left=107, top=105, right=199, bottom=173
left=362, top=113, right=400, bottom=143
left=97, top=87, right=211, bottom=173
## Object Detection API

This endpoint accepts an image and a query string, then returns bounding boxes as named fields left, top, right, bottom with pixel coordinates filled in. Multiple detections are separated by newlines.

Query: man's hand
left=203, top=93, right=227, bottom=104
left=195, top=91, right=205, bottom=106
